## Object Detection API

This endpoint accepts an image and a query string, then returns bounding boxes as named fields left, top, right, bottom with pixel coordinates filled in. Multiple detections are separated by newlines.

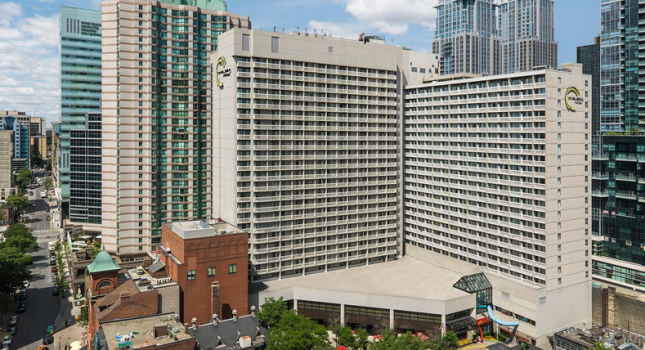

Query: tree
left=369, top=329, right=429, bottom=350
left=628, top=127, right=640, bottom=136
left=44, top=177, right=54, bottom=200
left=31, top=155, right=43, bottom=167
left=2, top=224, right=37, bottom=253
left=0, top=247, right=31, bottom=294
left=589, top=342, right=608, bottom=350
left=439, top=331, right=459, bottom=350
left=6, top=194, right=29, bottom=219
left=257, top=297, right=289, bottom=329
left=267, top=310, right=331, bottom=350
left=17, top=168, right=34, bottom=190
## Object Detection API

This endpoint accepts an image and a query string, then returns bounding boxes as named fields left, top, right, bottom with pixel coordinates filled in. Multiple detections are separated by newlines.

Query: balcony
left=592, top=189, right=609, bottom=197
left=616, top=154, right=639, bottom=162
left=616, top=191, right=637, bottom=200
left=615, top=173, right=638, bottom=182
left=592, top=172, right=609, bottom=180
left=592, top=152, right=609, bottom=160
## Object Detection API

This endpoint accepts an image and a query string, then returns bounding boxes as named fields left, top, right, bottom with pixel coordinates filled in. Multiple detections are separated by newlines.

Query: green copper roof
left=87, top=250, right=121, bottom=274
left=157, top=0, right=227, bottom=11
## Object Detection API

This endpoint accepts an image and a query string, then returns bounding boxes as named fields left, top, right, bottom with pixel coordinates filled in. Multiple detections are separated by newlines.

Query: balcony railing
left=616, top=191, right=638, bottom=200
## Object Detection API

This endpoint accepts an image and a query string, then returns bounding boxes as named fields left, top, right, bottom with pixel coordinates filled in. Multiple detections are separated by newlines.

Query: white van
left=48, top=241, right=56, bottom=251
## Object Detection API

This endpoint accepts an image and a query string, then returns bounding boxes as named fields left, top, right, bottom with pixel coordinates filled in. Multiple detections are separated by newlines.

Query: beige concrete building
left=211, top=28, right=438, bottom=281
left=100, top=0, right=250, bottom=256
left=0, top=130, right=15, bottom=200
left=403, top=63, right=592, bottom=343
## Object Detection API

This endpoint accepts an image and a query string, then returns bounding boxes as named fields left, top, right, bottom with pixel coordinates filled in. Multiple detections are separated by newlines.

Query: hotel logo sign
left=215, top=56, right=231, bottom=88
left=565, top=86, right=583, bottom=112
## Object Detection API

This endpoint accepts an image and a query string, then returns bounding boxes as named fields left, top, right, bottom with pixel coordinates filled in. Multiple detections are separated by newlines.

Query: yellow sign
left=215, top=56, right=230, bottom=88
left=565, top=86, right=583, bottom=112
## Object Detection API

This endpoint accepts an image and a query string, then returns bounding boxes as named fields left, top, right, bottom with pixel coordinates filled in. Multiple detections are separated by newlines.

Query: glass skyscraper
left=59, top=6, right=102, bottom=220
left=432, top=0, right=501, bottom=76
left=498, top=0, right=558, bottom=74
left=600, top=0, right=620, bottom=132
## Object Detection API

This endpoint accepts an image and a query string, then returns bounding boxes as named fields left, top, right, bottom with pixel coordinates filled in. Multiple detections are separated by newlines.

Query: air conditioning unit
left=239, top=336, right=252, bottom=347
left=626, top=241, right=632, bottom=246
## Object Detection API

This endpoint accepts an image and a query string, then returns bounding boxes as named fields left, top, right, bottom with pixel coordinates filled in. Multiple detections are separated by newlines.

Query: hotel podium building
left=211, top=28, right=438, bottom=281
left=403, top=63, right=592, bottom=341
left=100, top=0, right=249, bottom=256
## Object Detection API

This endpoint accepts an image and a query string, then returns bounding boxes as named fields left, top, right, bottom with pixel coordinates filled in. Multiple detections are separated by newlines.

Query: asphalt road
left=12, top=178, right=62, bottom=350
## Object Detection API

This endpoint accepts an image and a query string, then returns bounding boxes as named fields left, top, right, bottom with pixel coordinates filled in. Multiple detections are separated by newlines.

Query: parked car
left=51, top=266, right=57, bottom=273
left=49, top=251, right=56, bottom=258
left=8, top=325, right=16, bottom=335
left=43, top=334, right=53, bottom=345
left=49, top=259, right=56, bottom=266
left=23, top=280, right=29, bottom=288
left=51, top=287, right=59, bottom=296
left=18, top=292, right=26, bottom=301
left=9, top=315, right=18, bottom=325
left=17, top=302, right=26, bottom=313
left=31, top=203, right=36, bottom=207
left=46, top=325, right=55, bottom=335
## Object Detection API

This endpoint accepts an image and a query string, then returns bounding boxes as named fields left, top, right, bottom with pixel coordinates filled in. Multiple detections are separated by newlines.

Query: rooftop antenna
left=273, top=26, right=276, bottom=32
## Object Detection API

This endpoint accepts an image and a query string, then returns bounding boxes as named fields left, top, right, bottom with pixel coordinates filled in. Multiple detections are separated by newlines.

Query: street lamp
left=58, top=333, right=61, bottom=350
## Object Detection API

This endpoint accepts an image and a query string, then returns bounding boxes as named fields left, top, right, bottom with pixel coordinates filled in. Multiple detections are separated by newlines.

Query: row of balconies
left=253, top=249, right=398, bottom=273
left=404, top=127, right=545, bottom=134
left=252, top=230, right=397, bottom=252
left=409, top=83, right=547, bottom=97
left=246, top=61, right=395, bottom=77
left=405, top=222, right=546, bottom=253
left=407, top=94, right=547, bottom=107
left=406, top=231, right=546, bottom=269
left=245, top=124, right=396, bottom=132
left=248, top=104, right=397, bottom=114
left=247, top=114, right=396, bottom=123
left=406, top=105, right=547, bottom=115
left=408, top=144, right=547, bottom=156
left=406, top=116, right=546, bottom=124
left=247, top=144, right=397, bottom=151
left=251, top=179, right=397, bottom=192
left=252, top=220, right=397, bottom=234
left=241, top=92, right=394, bottom=103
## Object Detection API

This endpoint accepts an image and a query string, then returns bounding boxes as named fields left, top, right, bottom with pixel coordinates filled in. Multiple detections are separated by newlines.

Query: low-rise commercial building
left=157, top=219, right=249, bottom=323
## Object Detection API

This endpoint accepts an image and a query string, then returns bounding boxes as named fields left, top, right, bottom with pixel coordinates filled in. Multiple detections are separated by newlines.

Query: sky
left=0, top=0, right=601, bottom=127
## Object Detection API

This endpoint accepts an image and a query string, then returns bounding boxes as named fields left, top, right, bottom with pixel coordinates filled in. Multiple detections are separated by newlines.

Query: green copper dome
left=87, top=250, right=121, bottom=274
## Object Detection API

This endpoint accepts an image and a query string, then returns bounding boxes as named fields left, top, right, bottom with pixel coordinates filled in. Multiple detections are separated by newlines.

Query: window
left=420, top=68, right=426, bottom=73
left=188, top=270, right=196, bottom=280
left=242, top=34, right=250, bottom=51
left=558, top=278, right=562, bottom=285
left=328, top=46, right=333, bottom=53
left=208, top=267, right=216, bottom=277
left=271, top=36, right=279, bottom=53
left=411, top=67, right=417, bottom=73
left=228, top=264, right=237, bottom=274
left=558, top=77, right=561, bottom=84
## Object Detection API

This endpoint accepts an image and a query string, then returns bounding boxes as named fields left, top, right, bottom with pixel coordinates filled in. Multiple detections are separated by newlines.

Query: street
left=11, top=179, right=64, bottom=350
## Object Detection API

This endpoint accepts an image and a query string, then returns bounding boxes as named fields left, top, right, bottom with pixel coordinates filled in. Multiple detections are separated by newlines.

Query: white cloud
left=310, top=0, right=437, bottom=41
left=0, top=2, right=60, bottom=125
left=0, top=2, right=22, bottom=27
left=345, top=0, right=437, bottom=31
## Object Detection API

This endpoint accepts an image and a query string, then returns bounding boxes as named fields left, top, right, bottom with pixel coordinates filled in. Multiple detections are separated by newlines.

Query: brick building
left=86, top=250, right=182, bottom=349
left=157, top=219, right=248, bottom=324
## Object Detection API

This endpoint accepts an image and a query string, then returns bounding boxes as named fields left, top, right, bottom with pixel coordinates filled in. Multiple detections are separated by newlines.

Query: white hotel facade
left=211, top=28, right=438, bottom=281
left=403, top=63, right=592, bottom=340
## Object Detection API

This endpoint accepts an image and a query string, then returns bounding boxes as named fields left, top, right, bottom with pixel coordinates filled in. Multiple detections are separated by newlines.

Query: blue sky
left=0, top=0, right=600, bottom=126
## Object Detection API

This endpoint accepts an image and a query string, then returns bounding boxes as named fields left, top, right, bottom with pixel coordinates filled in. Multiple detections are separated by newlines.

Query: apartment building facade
left=498, top=0, right=558, bottom=74
left=100, top=0, right=250, bottom=256
left=432, top=0, right=502, bottom=76
left=403, top=63, right=592, bottom=341
left=0, top=130, right=15, bottom=200
left=69, top=112, right=103, bottom=225
left=212, top=28, right=437, bottom=281
left=600, top=0, right=620, bottom=132
left=60, top=6, right=102, bottom=219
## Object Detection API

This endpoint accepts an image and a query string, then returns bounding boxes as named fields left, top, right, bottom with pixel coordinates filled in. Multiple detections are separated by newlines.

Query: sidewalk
left=54, top=248, right=88, bottom=350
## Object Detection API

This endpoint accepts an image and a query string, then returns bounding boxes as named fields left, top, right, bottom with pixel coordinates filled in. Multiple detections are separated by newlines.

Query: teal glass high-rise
left=59, top=6, right=102, bottom=221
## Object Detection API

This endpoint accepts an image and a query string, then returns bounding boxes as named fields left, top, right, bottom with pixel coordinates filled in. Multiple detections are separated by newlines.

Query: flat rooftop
left=166, top=219, right=246, bottom=240
left=259, top=255, right=469, bottom=301
left=101, top=313, right=192, bottom=348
